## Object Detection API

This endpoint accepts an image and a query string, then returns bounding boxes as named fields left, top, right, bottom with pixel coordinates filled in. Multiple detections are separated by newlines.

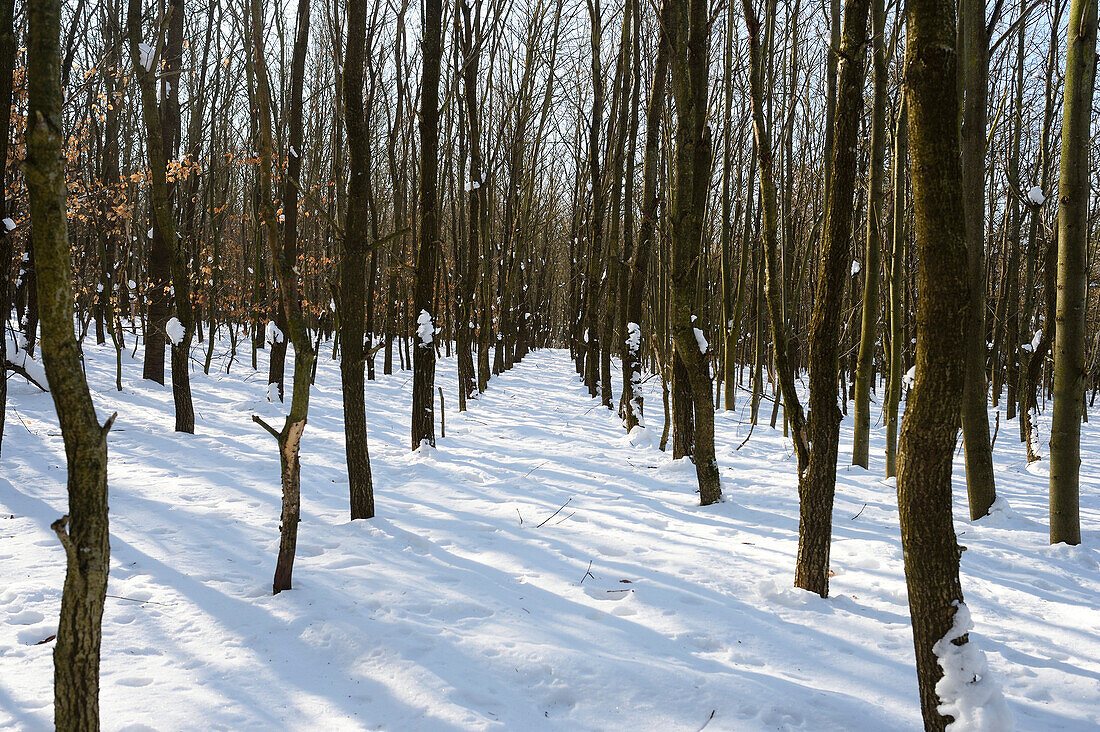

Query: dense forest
left=2, top=0, right=1097, bottom=728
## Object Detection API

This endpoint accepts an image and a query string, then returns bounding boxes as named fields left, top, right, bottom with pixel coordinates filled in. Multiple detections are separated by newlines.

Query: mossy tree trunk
left=957, top=0, right=998, bottom=519
left=27, top=2, right=116, bottom=726
left=897, top=0, right=973, bottom=723
left=1049, top=0, right=1096, bottom=546
left=669, top=0, right=721, bottom=506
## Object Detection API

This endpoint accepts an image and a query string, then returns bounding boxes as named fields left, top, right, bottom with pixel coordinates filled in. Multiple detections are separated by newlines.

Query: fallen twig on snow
left=536, top=497, right=572, bottom=528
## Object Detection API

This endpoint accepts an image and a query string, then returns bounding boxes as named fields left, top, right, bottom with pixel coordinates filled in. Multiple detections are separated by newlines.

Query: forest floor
left=1, top=338, right=1098, bottom=731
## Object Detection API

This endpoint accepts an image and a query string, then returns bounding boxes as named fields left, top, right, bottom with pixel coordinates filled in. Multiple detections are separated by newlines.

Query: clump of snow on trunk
left=138, top=42, right=156, bottom=71
left=265, top=321, right=284, bottom=346
left=1026, top=186, right=1045, bottom=205
left=166, top=317, right=185, bottom=345
left=417, top=310, right=434, bottom=346
left=934, top=601, right=1013, bottom=731
left=626, top=322, right=641, bottom=356
left=693, top=327, right=708, bottom=354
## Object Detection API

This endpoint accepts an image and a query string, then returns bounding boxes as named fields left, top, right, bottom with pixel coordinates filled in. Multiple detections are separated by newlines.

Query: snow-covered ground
left=1, top=335, right=1097, bottom=730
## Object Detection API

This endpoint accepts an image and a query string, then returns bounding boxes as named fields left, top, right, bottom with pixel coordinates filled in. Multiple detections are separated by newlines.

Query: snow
left=903, top=365, right=917, bottom=389
left=2, top=217, right=15, bottom=231
left=416, top=310, right=434, bottom=345
left=693, top=327, right=709, bottom=354
left=1, top=340, right=1098, bottom=730
left=165, top=317, right=185, bottom=345
left=138, top=42, right=155, bottom=72
left=265, top=320, right=283, bottom=345
left=625, top=321, right=641, bottom=355
left=933, top=602, right=1014, bottom=731
left=3, top=331, right=47, bottom=388
left=851, top=260, right=861, bottom=275
left=127, top=279, right=137, bottom=290
left=1029, top=329, right=1042, bottom=353
left=1027, top=186, right=1045, bottom=206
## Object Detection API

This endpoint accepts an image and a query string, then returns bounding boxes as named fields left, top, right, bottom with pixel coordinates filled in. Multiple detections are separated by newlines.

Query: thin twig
left=523, top=461, right=549, bottom=478
left=106, top=594, right=171, bottom=606
left=536, top=497, right=572, bottom=528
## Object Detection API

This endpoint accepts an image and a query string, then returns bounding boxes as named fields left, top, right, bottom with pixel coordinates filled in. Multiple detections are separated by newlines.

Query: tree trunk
left=0, top=0, right=15, bottom=459
left=1049, top=0, right=1096, bottom=546
left=341, top=0, right=376, bottom=519
left=742, top=0, right=809, bottom=474
left=957, top=0, right=997, bottom=518
left=669, top=0, right=721, bottom=506
left=885, top=98, right=907, bottom=479
left=851, top=0, right=886, bottom=468
left=27, top=2, right=115, bottom=726
left=250, top=0, right=316, bottom=593
left=623, top=0, right=670, bottom=432
left=897, top=0, right=973, bottom=723
left=412, top=0, right=443, bottom=449
left=795, top=0, right=870, bottom=597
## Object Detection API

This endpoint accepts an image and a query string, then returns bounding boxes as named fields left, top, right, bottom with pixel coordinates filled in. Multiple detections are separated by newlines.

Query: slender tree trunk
left=623, top=0, right=670, bottom=431
left=851, top=0, right=886, bottom=468
left=1049, top=0, right=1096, bottom=546
left=957, top=0, right=998, bottom=518
left=411, top=0, right=443, bottom=449
left=250, top=0, right=316, bottom=594
left=0, top=0, right=15, bottom=458
left=885, top=98, right=907, bottom=478
left=341, top=0, right=376, bottom=519
left=742, top=0, right=809, bottom=473
left=128, top=0, right=195, bottom=432
left=27, top=3, right=115, bottom=726
left=795, top=0, right=870, bottom=597
left=669, top=0, right=721, bottom=505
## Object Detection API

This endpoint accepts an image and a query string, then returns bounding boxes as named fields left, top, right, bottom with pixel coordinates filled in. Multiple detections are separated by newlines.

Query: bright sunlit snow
left=1, top=338, right=1097, bottom=730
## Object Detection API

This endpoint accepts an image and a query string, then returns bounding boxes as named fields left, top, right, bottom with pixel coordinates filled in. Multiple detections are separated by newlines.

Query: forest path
left=0, top=343, right=1097, bottom=730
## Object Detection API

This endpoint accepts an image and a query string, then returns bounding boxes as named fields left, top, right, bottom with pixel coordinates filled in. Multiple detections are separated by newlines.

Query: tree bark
left=1049, top=0, right=1096, bottom=546
left=341, top=0, right=376, bottom=519
left=851, top=0, right=886, bottom=468
left=897, top=0, right=973, bottom=723
left=27, top=2, right=115, bottom=726
left=957, top=0, right=997, bottom=519
left=742, top=0, right=809, bottom=474
left=669, top=0, right=721, bottom=505
left=795, top=0, right=870, bottom=598
left=412, top=0, right=443, bottom=449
